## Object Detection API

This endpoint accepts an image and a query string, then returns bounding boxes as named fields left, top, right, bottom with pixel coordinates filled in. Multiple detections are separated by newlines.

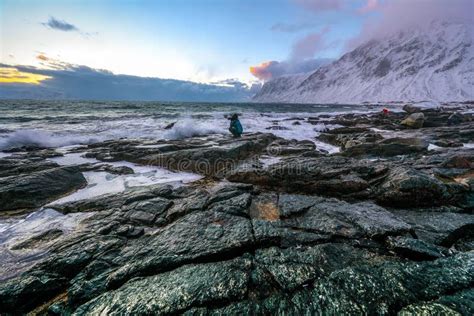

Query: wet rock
left=79, top=163, right=134, bottom=175
left=303, top=251, right=474, bottom=315
left=166, top=190, right=209, bottom=220
left=139, top=133, right=278, bottom=176
left=266, top=125, right=290, bottom=130
left=447, top=112, right=464, bottom=126
left=391, top=209, right=474, bottom=247
left=186, top=252, right=474, bottom=315
left=227, top=156, right=387, bottom=198
left=116, top=225, right=144, bottom=238
left=399, top=288, right=474, bottom=315
left=11, top=228, right=64, bottom=250
left=74, top=257, right=252, bottom=315
left=317, top=127, right=376, bottom=147
left=343, top=137, right=428, bottom=157
left=403, top=104, right=424, bottom=114
left=164, top=121, right=176, bottom=129
left=50, top=184, right=174, bottom=214
left=207, top=192, right=252, bottom=217
left=434, top=139, right=464, bottom=148
left=386, top=236, right=448, bottom=260
left=0, top=273, right=69, bottom=313
left=12, top=149, right=64, bottom=159
left=441, top=153, right=473, bottom=169
left=0, top=158, right=58, bottom=178
left=277, top=193, right=321, bottom=217
left=376, top=167, right=452, bottom=207
left=124, top=197, right=173, bottom=225
left=0, top=166, right=87, bottom=213
left=398, top=302, right=461, bottom=315
left=401, top=112, right=425, bottom=128
left=253, top=244, right=386, bottom=292
left=282, top=199, right=411, bottom=239
left=1, top=119, right=474, bottom=315
left=268, top=139, right=317, bottom=155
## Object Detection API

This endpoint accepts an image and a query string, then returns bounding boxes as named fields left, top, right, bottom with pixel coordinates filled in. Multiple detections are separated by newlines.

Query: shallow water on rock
left=0, top=208, right=93, bottom=281
left=48, top=152, right=202, bottom=204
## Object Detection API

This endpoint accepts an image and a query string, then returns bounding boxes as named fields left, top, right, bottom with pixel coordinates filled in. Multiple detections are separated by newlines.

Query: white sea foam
left=428, top=143, right=442, bottom=151
left=0, top=208, right=93, bottom=280
left=163, top=119, right=224, bottom=140
left=0, top=102, right=382, bottom=150
left=49, top=152, right=100, bottom=165
left=49, top=152, right=202, bottom=204
left=0, top=129, right=99, bottom=150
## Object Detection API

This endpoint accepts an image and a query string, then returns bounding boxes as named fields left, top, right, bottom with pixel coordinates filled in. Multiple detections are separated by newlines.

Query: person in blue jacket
left=228, top=113, right=243, bottom=137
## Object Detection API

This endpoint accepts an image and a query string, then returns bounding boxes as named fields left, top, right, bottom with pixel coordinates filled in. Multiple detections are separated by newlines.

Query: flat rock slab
left=390, top=210, right=474, bottom=247
left=0, top=164, right=87, bottom=213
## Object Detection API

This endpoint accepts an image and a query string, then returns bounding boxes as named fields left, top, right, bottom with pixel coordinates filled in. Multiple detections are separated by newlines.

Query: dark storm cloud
left=0, top=60, right=254, bottom=102
left=42, top=17, right=79, bottom=32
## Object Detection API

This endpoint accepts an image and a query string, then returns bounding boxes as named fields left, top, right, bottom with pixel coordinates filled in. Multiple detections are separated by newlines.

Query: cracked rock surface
left=0, top=107, right=473, bottom=315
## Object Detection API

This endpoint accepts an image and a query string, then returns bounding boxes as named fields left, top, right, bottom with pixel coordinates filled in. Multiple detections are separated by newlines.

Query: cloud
left=346, top=0, right=474, bottom=49
left=250, top=58, right=333, bottom=81
left=290, top=26, right=331, bottom=60
left=0, top=58, right=254, bottom=102
left=42, top=17, right=79, bottom=32
left=0, top=67, right=52, bottom=84
left=210, top=78, right=249, bottom=89
left=271, top=21, right=319, bottom=33
left=250, top=62, right=275, bottom=81
left=293, top=0, right=344, bottom=12
left=251, top=24, right=333, bottom=81
left=357, top=0, right=379, bottom=14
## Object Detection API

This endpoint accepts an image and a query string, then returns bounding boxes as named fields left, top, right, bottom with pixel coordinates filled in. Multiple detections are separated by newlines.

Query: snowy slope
left=254, top=21, right=474, bottom=104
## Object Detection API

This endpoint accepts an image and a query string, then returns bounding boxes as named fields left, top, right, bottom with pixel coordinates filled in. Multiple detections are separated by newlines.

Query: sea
left=0, top=99, right=388, bottom=153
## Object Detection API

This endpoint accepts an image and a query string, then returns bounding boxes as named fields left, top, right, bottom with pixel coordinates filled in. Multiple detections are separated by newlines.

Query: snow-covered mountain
left=254, top=21, right=474, bottom=104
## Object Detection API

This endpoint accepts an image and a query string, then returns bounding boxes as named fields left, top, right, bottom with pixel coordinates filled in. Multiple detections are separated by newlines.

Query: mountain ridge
left=254, top=21, right=474, bottom=104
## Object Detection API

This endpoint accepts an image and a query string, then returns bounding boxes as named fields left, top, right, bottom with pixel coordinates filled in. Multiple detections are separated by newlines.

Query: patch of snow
left=254, top=21, right=474, bottom=104
left=0, top=152, right=11, bottom=158
left=428, top=143, right=442, bottom=151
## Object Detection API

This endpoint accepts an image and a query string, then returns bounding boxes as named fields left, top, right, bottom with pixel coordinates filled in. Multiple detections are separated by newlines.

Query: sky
left=0, top=0, right=472, bottom=101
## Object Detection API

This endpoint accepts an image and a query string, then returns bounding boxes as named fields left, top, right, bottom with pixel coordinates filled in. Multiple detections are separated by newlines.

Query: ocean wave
left=0, top=130, right=99, bottom=150
left=163, top=119, right=224, bottom=140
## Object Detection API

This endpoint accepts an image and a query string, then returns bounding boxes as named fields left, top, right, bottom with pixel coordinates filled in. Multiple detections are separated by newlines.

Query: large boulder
left=74, top=258, right=252, bottom=315
left=376, top=167, right=452, bottom=207
left=343, top=137, right=428, bottom=157
left=227, top=156, right=389, bottom=198
left=0, top=165, right=87, bottom=212
left=390, top=209, right=474, bottom=247
left=401, top=112, right=425, bottom=128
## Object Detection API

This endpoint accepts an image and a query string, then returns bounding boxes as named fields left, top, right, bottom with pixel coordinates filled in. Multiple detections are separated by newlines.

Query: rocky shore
left=0, top=104, right=473, bottom=315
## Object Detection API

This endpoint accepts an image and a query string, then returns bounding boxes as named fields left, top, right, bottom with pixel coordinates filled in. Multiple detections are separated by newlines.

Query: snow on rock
left=254, top=21, right=474, bottom=104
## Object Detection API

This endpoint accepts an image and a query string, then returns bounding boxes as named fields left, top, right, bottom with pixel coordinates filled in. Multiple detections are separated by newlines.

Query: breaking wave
left=163, top=119, right=224, bottom=140
left=0, top=130, right=99, bottom=150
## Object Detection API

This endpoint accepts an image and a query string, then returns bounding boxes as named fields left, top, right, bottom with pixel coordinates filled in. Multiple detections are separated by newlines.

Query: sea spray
left=0, top=129, right=100, bottom=150
left=163, top=119, right=224, bottom=140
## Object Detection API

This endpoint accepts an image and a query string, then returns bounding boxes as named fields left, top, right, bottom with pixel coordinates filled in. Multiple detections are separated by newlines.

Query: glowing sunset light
left=0, top=67, right=52, bottom=85
left=250, top=61, right=275, bottom=81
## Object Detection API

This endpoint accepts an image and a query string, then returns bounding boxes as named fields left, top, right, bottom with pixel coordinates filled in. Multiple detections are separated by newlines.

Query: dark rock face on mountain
left=0, top=106, right=473, bottom=315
